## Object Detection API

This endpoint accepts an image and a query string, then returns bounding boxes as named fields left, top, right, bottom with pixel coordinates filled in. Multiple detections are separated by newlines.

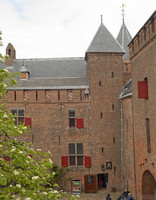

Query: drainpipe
left=120, top=99, right=124, bottom=192
left=88, top=94, right=92, bottom=174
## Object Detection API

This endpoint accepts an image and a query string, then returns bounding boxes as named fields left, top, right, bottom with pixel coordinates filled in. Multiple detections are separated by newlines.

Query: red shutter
left=138, top=81, right=148, bottom=99
left=61, top=156, right=68, bottom=167
left=76, top=118, right=84, bottom=128
left=4, top=156, right=10, bottom=161
left=25, top=118, right=31, bottom=127
left=85, top=156, right=91, bottom=168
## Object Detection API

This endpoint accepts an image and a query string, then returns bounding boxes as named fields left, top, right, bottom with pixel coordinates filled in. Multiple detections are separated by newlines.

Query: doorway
left=142, top=170, right=156, bottom=200
left=98, top=173, right=108, bottom=189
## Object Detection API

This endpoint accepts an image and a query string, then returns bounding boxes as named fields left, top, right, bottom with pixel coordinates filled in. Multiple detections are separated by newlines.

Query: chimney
left=6, top=43, right=16, bottom=66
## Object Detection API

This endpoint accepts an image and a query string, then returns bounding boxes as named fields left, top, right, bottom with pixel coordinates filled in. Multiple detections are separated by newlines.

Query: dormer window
left=21, top=72, right=28, bottom=80
left=19, top=64, right=30, bottom=80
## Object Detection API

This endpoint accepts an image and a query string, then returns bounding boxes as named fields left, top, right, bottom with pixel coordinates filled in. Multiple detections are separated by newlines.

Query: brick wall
left=6, top=89, right=90, bottom=191
left=130, top=11, right=156, bottom=198
left=87, top=53, right=124, bottom=191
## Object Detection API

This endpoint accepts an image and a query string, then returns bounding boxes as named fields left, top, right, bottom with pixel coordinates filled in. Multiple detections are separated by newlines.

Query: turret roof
left=86, top=22, right=125, bottom=54
left=116, top=22, right=132, bottom=60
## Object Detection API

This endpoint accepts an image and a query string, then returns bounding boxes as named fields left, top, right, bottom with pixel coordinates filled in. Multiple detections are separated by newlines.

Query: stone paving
left=64, top=190, right=121, bottom=200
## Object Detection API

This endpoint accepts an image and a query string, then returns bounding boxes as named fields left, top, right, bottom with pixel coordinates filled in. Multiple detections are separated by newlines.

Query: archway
left=142, top=170, right=156, bottom=200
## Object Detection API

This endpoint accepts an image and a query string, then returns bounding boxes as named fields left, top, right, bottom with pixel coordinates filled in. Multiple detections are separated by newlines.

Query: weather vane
left=122, top=2, right=126, bottom=23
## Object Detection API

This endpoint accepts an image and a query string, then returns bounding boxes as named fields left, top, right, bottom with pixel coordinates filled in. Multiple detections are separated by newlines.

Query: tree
left=0, top=32, right=79, bottom=200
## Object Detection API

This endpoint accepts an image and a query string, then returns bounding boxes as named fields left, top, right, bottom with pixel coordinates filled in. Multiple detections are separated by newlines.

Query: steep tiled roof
left=86, top=23, right=125, bottom=54
left=116, top=22, right=132, bottom=60
left=2, top=57, right=89, bottom=90
left=120, top=79, right=132, bottom=99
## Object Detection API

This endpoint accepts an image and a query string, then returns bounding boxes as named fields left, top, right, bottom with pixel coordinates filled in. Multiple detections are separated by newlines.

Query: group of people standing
left=106, top=189, right=133, bottom=200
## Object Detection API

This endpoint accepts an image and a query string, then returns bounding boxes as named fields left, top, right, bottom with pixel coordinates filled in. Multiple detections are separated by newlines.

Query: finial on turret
left=101, top=15, right=103, bottom=24
left=122, top=3, right=126, bottom=23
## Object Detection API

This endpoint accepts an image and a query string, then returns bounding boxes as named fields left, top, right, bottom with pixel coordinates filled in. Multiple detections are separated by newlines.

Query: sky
left=0, top=0, right=155, bottom=59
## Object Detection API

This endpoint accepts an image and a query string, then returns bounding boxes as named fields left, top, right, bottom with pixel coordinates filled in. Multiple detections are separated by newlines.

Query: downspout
left=131, top=95, right=137, bottom=198
left=120, top=98, right=124, bottom=192
left=88, top=94, right=92, bottom=174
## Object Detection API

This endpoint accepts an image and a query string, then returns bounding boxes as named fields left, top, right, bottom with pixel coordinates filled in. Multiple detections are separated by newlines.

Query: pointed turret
left=116, top=22, right=132, bottom=60
left=86, top=22, right=125, bottom=57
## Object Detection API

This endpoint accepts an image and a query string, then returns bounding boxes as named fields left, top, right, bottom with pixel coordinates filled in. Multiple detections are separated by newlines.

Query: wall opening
left=142, top=170, right=156, bottom=200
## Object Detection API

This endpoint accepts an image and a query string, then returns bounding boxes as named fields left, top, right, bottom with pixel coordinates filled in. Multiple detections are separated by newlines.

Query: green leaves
left=0, top=36, right=78, bottom=199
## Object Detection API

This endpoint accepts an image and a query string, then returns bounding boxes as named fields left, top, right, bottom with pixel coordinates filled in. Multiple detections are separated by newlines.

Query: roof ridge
left=15, top=57, right=85, bottom=61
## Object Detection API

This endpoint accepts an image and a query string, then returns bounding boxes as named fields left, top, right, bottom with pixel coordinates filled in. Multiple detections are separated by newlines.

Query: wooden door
left=84, top=174, right=98, bottom=193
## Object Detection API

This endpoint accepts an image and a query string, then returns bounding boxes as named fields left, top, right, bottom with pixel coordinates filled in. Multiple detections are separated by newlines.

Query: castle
left=1, top=10, right=156, bottom=199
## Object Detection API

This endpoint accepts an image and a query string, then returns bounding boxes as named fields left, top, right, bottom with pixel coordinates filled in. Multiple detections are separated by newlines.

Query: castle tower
left=85, top=19, right=125, bottom=191
left=6, top=43, right=16, bottom=66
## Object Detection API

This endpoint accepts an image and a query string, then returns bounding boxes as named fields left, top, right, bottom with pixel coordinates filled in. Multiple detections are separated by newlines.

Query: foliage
left=0, top=32, right=79, bottom=200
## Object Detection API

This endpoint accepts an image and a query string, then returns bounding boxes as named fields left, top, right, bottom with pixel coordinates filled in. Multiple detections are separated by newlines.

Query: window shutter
left=85, top=156, right=91, bottom=168
left=4, top=156, right=10, bottom=161
left=138, top=81, right=148, bottom=99
left=77, top=118, right=84, bottom=128
left=61, top=156, right=68, bottom=167
left=25, top=118, right=31, bottom=127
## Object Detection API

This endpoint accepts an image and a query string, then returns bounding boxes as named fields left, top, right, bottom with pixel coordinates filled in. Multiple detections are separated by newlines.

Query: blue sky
left=0, top=0, right=155, bottom=58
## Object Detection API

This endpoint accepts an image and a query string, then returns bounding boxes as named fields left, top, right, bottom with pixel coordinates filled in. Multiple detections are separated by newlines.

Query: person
left=106, top=194, right=112, bottom=200
left=126, top=193, right=133, bottom=200
left=123, top=189, right=129, bottom=198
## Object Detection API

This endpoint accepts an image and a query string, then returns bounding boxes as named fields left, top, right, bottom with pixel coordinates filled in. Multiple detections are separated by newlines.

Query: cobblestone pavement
left=64, top=190, right=121, bottom=200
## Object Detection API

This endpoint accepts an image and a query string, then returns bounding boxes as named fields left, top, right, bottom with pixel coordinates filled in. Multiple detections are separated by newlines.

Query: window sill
left=68, top=166, right=85, bottom=171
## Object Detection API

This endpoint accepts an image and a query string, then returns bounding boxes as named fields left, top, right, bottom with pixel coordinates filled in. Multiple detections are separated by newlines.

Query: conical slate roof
left=86, top=22, right=125, bottom=54
left=116, top=22, right=132, bottom=60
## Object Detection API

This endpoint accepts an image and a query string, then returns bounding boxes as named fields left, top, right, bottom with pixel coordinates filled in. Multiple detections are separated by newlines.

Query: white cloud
left=0, top=0, right=155, bottom=58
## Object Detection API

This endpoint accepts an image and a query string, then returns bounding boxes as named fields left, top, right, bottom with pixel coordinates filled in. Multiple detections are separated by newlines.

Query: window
left=11, top=109, right=24, bottom=125
left=99, top=81, right=101, bottom=86
left=14, top=91, right=16, bottom=101
left=69, top=110, right=75, bottom=128
left=58, top=90, right=60, bottom=101
left=100, top=113, right=103, bottom=118
left=69, top=143, right=83, bottom=166
left=8, top=49, right=11, bottom=56
left=36, top=91, right=38, bottom=101
left=68, top=110, right=84, bottom=128
left=111, top=72, right=114, bottom=78
left=146, top=118, right=151, bottom=153
left=80, top=90, right=82, bottom=101
left=112, top=104, right=114, bottom=110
